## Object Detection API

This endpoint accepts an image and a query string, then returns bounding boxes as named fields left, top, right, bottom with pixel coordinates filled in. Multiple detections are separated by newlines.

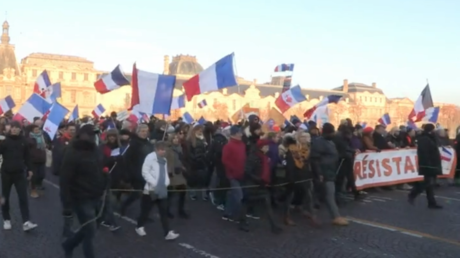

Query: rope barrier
left=104, top=164, right=459, bottom=193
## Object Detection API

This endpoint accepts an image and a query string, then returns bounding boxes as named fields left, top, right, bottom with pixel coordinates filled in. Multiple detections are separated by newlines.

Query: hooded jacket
left=0, top=134, right=31, bottom=173
left=59, top=135, right=106, bottom=210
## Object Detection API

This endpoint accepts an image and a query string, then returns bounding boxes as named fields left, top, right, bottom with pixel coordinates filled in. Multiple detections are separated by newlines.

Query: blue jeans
left=223, top=179, right=243, bottom=218
left=62, top=199, right=99, bottom=258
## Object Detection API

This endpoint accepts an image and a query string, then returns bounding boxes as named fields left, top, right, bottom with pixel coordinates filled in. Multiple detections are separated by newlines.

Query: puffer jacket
left=310, top=136, right=340, bottom=181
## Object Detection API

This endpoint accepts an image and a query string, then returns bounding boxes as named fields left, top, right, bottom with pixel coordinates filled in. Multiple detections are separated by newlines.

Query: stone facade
left=0, top=20, right=458, bottom=131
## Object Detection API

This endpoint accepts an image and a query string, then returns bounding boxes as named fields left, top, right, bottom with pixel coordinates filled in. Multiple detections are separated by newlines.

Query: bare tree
left=348, top=102, right=364, bottom=123
left=212, top=101, right=229, bottom=120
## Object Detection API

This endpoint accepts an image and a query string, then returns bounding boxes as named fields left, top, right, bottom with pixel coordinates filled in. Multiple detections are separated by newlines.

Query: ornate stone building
left=1, top=20, right=458, bottom=131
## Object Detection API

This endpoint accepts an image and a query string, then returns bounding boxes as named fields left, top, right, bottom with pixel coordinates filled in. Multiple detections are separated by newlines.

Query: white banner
left=353, top=147, right=456, bottom=190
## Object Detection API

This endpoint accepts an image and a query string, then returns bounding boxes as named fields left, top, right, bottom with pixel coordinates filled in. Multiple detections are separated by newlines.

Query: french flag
left=274, top=63, right=294, bottom=72
left=182, top=112, right=194, bottom=124
left=14, top=94, right=52, bottom=123
left=183, top=53, right=237, bottom=101
left=407, top=120, right=417, bottom=129
left=378, top=113, right=391, bottom=126
left=303, top=95, right=342, bottom=118
left=0, top=95, right=15, bottom=115
left=44, top=82, right=62, bottom=103
left=310, top=105, right=329, bottom=123
left=94, top=65, right=130, bottom=94
left=274, top=85, right=306, bottom=113
left=92, top=104, right=106, bottom=118
left=417, top=106, right=440, bottom=123
left=196, top=116, right=206, bottom=125
left=68, top=105, right=79, bottom=122
left=198, top=99, right=207, bottom=108
left=130, top=63, right=176, bottom=115
left=130, top=104, right=150, bottom=124
left=408, top=84, right=434, bottom=121
left=441, top=147, right=453, bottom=162
left=43, top=102, right=69, bottom=139
left=33, top=70, right=52, bottom=97
left=171, top=95, right=186, bottom=110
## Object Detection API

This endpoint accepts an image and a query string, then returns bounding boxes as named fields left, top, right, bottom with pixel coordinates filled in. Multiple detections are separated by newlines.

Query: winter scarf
left=155, top=155, right=168, bottom=199
left=30, top=132, right=45, bottom=149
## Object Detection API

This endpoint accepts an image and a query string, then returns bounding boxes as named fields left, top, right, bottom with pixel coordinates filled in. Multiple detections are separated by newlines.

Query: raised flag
left=33, top=70, right=52, bottom=97
left=378, top=113, right=391, bottom=126
left=94, top=65, right=130, bottom=94
left=274, top=85, right=306, bottom=113
left=182, top=112, right=194, bottom=124
left=171, top=95, right=186, bottom=110
left=183, top=53, right=237, bottom=101
left=274, top=64, right=294, bottom=72
left=0, top=95, right=15, bottom=115
left=198, top=99, right=207, bottom=108
left=43, top=82, right=62, bottom=103
left=130, top=64, right=176, bottom=115
left=303, top=95, right=342, bottom=118
left=197, top=116, right=206, bottom=125
left=417, top=106, right=439, bottom=123
left=92, top=104, right=106, bottom=118
left=68, top=105, right=79, bottom=122
left=43, top=102, right=69, bottom=139
left=14, top=94, right=52, bottom=123
left=408, top=84, right=434, bottom=121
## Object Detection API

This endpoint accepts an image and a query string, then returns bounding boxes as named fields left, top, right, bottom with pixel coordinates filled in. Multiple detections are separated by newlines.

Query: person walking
left=0, top=121, right=38, bottom=231
left=408, top=123, right=443, bottom=209
left=60, top=124, right=107, bottom=258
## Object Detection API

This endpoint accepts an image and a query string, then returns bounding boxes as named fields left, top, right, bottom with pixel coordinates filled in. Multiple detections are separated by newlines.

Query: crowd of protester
left=0, top=109, right=456, bottom=258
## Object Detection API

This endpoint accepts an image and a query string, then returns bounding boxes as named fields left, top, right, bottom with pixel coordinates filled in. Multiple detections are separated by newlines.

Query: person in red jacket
left=221, top=126, right=246, bottom=221
left=235, top=139, right=282, bottom=234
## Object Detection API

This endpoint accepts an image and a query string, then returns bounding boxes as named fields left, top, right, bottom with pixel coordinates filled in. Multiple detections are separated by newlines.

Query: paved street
left=2, top=174, right=460, bottom=258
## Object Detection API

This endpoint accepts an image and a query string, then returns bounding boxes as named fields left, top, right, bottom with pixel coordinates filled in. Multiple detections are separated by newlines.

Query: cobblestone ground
left=2, top=174, right=460, bottom=258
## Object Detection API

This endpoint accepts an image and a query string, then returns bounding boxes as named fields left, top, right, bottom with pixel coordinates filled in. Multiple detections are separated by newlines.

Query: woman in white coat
left=135, top=141, right=179, bottom=240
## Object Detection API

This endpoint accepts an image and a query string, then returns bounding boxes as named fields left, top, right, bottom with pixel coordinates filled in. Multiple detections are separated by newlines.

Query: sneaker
left=246, top=214, right=260, bottom=220
left=332, top=217, right=349, bottom=226
left=109, top=225, right=121, bottom=232
left=165, top=230, right=179, bottom=240
left=135, top=227, right=146, bottom=236
left=221, top=215, right=234, bottom=222
left=3, top=220, right=11, bottom=230
left=216, top=204, right=225, bottom=211
left=190, top=196, right=197, bottom=201
left=202, top=195, right=208, bottom=201
left=100, top=221, right=111, bottom=228
left=23, top=221, right=38, bottom=231
left=209, top=192, right=216, bottom=205
left=30, top=190, right=39, bottom=199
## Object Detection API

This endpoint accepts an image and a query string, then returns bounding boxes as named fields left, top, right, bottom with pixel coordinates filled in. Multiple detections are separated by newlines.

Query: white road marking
left=396, top=189, right=460, bottom=202
left=44, top=179, right=221, bottom=258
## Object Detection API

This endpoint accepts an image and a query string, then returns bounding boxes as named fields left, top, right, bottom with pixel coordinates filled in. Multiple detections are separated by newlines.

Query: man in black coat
left=60, top=123, right=107, bottom=257
left=408, top=123, right=442, bottom=209
left=0, top=121, right=38, bottom=231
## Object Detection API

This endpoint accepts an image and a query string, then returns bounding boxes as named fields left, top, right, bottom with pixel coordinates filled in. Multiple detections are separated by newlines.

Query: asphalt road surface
left=2, top=173, right=460, bottom=258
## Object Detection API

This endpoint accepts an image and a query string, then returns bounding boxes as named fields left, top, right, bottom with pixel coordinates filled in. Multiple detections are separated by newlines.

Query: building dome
left=168, top=55, right=203, bottom=75
left=0, top=20, right=19, bottom=76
